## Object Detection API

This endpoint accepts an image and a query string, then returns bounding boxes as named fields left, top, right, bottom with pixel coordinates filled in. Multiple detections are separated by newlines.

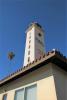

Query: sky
left=0, top=0, right=67, bottom=80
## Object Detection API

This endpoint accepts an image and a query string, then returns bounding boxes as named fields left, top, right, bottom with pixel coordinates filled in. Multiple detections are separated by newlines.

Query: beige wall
left=52, top=64, right=67, bottom=100
left=0, top=63, right=58, bottom=100
left=37, top=76, right=57, bottom=100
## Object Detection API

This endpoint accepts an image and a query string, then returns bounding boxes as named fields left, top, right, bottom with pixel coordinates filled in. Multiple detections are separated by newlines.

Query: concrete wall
left=52, top=64, right=67, bottom=100
left=0, top=63, right=57, bottom=100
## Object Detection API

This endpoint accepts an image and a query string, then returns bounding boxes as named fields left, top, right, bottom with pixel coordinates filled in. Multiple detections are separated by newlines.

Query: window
left=29, top=40, right=31, bottom=43
left=14, top=84, right=37, bottom=100
left=28, top=51, right=30, bottom=55
left=38, top=33, right=42, bottom=37
left=28, top=57, right=30, bottom=62
left=14, top=89, right=24, bottom=100
left=25, top=85, right=37, bottom=100
left=2, top=94, right=7, bottom=100
left=28, top=45, right=30, bottom=49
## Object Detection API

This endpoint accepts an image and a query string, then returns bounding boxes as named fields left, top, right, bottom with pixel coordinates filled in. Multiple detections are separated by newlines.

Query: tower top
left=26, top=22, right=44, bottom=33
left=29, top=22, right=42, bottom=28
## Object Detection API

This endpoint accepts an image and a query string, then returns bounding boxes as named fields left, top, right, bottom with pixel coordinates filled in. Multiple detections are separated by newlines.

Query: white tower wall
left=35, top=27, right=45, bottom=59
left=23, top=22, right=45, bottom=66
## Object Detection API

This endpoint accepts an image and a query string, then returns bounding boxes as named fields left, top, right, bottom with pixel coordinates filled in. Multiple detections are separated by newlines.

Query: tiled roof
left=0, top=49, right=67, bottom=87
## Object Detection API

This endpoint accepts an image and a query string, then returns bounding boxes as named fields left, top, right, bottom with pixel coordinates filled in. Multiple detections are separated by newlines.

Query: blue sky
left=0, top=0, right=66, bottom=80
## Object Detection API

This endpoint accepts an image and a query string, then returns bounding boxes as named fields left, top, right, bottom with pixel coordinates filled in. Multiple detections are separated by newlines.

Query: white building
left=0, top=22, right=67, bottom=100
left=24, top=22, right=45, bottom=66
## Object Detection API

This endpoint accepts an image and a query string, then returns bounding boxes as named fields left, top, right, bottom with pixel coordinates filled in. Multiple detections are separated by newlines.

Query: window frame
left=14, top=84, right=37, bottom=100
left=25, top=84, right=37, bottom=100
left=14, top=88, right=24, bottom=100
left=2, top=94, right=7, bottom=100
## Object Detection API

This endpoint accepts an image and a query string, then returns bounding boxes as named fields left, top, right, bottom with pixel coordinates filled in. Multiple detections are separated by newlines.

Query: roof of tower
left=29, top=22, right=42, bottom=28
left=0, top=50, right=67, bottom=87
left=26, top=22, right=43, bottom=33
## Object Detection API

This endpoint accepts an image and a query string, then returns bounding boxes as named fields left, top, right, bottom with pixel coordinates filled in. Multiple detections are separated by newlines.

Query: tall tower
left=23, top=22, right=45, bottom=66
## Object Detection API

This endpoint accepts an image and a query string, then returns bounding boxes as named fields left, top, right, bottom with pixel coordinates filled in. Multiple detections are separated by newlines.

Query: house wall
left=52, top=64, right=67, bottom=100
left=0, top=63, right=57, bottom=100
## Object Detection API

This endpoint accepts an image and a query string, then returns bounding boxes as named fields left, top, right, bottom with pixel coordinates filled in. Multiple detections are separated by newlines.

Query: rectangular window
left=28, top=57, right=30, bottom=62
left=28, top=45, right=30, bottom=49
left=25, top=85, right=37, bottom=100
left=2, top=94, right=7, bottom=100
left=14, top=89, right=24, bottom=100
left=28, top=51, right=30, bottom=55
left=14, top=84, right=37, bottom=100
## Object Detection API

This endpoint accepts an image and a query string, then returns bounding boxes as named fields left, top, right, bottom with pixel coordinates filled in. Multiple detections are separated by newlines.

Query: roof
left=29, top=22, right=42, bottom=28
left=0, top=50, right=67, bottom=87
left=25, top=22, right=44, bottom=33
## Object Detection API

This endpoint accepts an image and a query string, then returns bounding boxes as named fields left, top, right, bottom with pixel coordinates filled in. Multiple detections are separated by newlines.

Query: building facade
left=0, top=50, right=67, bottom=100
left=0, top=23, right=67, bottom=100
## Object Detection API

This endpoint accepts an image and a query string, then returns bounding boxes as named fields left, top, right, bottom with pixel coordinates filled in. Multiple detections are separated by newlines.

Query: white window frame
left=14, top=84, right=37, bottom=100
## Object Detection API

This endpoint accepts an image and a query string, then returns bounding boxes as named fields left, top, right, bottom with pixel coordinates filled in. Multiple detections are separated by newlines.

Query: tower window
left=38, top=33, right=42, bottom=37
left=28, top=57, right=30, bottom=62
left=28, top=51, right=30, bottom=55
left=28, top=45, right=30, bottom=49
left=29, top=40, right=31, bottom=43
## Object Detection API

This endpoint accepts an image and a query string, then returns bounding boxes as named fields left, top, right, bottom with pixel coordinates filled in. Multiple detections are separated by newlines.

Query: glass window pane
left=3, top=94, right=7, bottom=100
left=14, top=89, right=24, bottom=100
left=25, top=85, right=37, bottom=100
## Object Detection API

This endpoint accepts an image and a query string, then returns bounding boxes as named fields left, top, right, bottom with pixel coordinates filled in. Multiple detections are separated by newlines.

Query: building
left=24, top=22, right=45, bottom=66
left=0, top=22, right=67, bottom=100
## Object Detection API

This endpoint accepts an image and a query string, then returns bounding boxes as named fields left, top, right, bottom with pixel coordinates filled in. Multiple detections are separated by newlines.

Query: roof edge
left=0, top=50, right=67, bottom=87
